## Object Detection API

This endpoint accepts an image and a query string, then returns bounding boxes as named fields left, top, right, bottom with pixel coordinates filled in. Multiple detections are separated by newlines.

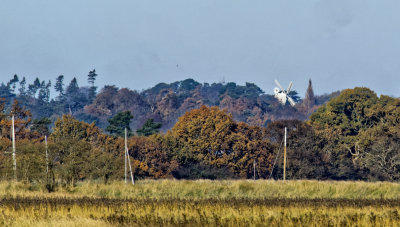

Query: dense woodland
left=0, top=71, right=338, bottom=131
left=0, top=71, right=400, bottom=186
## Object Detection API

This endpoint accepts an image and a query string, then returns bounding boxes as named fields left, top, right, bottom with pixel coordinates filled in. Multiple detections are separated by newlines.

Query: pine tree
left=38, top=80, right=47, bottom=102
left=87, top=69, right=98, bottom=101
left=27, top=78, right=41, bottom=97
left=137, top=119, right=162, bottom=136
left=87, top=69, right=97, bottom=87
left=8, top=75, right=19, bottom=94
left=64, top=77, right=91, bottom=115
left=18, top=77, right=26, bottom=95
left=38, top=80, right=51, bottom=102
left=45, top=80, right=51, bottom=101
left=54, top=75, right=65, bottom=97
left=0, top=83, right=13, bottom=101
left=105, top=111, right=133, bottom=137
left=66, top=77, right=79, bottom=95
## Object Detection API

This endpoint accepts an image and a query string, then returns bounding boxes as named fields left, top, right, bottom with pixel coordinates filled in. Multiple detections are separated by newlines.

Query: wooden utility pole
left=12, top=115, right=16, bottom=180
left=126, top=147, right=135, bottom=185
left=45, top=135, right=48, bottom=175
left=283, top=127, right=287, bottom=181
left=124, top=128, right=128, bottom=184
left=124, top=128, right=134, bottom=185
left=253, top=160, right=256, bottom=180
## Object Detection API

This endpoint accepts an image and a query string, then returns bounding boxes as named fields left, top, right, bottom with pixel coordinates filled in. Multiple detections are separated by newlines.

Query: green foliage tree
left=7, top=74, right=19, bottom=94
left=16, top=141, right=46, bottom=183
left=266, top=120, right=327, bottom=180
left=27, top=78, right=41, bottom=97
left=31, top=117, right=52, bottom=137
left=51, top=115, right=94, bottom=186
left=66, top=77, right=79, bottom=96
left=54, top=75, right=65, bottom=98
left=37, top=80, right=51, bottom=103
left=51, top=138, right=90, bottom=187
left=87, top=69, right=98, bottom=101
left=18, top=77, right=27, bottom=96
left=137, top=119, right=162, bottom=136
left=355, top=96, right=400, bottom=181
left=309, top=87, right=384, bottom=180
left=49, top=114, right=124, bottom=185
left=87, top=69, right=97, bottom=87
left=64, top=77, right=89, bottom=114
left=180, top=78, right=200, bottom=91
left=310, top=87, right=378, bottom=137
left=0, top=83, right=13, bottom=99
left=105, top=111, right=133, bottom=137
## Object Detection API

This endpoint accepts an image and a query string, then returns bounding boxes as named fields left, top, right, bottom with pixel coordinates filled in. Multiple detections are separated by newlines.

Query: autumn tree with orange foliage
left=0, top=99, right=38, bottom=180
left=127, top=135, right=178, bottom=178
left=168, top=105, right=274, bottom=179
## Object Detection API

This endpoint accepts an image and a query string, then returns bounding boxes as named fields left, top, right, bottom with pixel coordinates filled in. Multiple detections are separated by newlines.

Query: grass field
left=1, top=180, right=400, bottom=226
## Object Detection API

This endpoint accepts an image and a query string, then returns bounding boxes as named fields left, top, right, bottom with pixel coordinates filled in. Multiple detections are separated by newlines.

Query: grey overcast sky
left=1, top=0, right=400, bottom=97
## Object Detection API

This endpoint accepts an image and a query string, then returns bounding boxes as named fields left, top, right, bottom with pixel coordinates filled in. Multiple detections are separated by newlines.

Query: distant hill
left=0, top=75, right=339, bottom=132
left=84, top=78, right=339, bottom=131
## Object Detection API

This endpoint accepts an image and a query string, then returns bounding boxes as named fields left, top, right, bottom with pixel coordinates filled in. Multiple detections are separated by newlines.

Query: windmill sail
left=287, top=96, right=296, bottom=106
left=287, top=81, right=293, bottom=93
left=274, top=80, right=284, bottom=90
left=273, top=80, right=296, bottom=107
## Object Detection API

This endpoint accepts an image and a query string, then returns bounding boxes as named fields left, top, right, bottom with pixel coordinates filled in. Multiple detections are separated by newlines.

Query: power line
left=269, top=135, right=284, bottom=180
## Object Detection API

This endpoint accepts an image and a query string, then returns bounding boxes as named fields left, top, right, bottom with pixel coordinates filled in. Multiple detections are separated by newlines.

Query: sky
left=1, top=0, right=400, bottom=97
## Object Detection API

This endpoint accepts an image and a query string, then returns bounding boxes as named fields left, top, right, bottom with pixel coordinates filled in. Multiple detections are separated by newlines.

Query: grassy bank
left=1, top=179, right=400, bottom=199
left=2, top=180, right=400, bottom=226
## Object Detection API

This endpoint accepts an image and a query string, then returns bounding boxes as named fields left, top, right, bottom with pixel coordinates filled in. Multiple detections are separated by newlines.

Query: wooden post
left=45, top=135, right=48, bottom=175
left=124, top=128, right=134, bottom=185
left=124, top=128, right=127, bottom=184
left=126, top=147, right=135, bottom=185
left=253, top=159, right=256, bottom=180
left=283, top=127, right=287, bottom=181
left=12, top=115, right=16, bottom=180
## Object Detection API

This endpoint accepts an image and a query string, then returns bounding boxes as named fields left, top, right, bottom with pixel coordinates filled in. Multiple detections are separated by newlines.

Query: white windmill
left=273, top=79, right=296, bottom=106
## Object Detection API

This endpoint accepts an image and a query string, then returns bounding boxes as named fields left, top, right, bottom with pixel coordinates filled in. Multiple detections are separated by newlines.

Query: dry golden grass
left=1, top=197, right=400, bottom=226
left=1, top=179, right=397, bottom=199
left=1, top=180, right=400, bottom=226
left=0, top=180, right=400, bottom=199
left=4, top=217, right=112, bottom=227
left=75, top=179, right=400, bottom=199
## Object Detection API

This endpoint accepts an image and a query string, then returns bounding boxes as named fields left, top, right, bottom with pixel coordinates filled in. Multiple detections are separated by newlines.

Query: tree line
left=0, top=71, right=99, bottom=124
left=0, top=85, right=399, bottom=187
left=0, top=72, right=339, bottom=132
